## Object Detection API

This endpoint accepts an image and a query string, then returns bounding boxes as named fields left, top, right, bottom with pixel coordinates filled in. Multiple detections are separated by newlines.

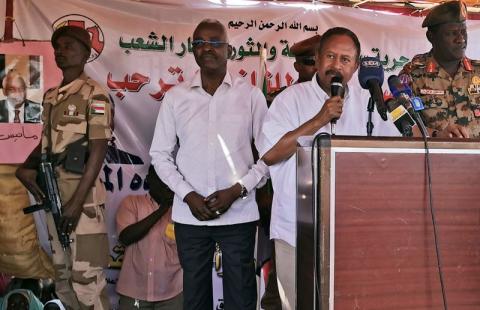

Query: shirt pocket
left=421, top=93, right=449, bottom=110
left=52, top=121, right=88, bottom=156
left=420, top=93, right=449, bottom=124
left=56, top=121, right=87, bottom=135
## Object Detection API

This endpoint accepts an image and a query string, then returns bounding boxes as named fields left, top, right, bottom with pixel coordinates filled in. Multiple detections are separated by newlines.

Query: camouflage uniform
left=41, top=72, right=112, bottom=309
left=399, top=52, right=480, bottom=137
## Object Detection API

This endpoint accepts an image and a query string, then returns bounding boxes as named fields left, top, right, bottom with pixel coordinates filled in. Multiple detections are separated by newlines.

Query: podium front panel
left=297, top=137, right=480, bottom=310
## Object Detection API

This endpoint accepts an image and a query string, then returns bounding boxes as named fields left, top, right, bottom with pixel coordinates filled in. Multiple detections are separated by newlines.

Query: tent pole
left=4, top=0, right=14, bottom=41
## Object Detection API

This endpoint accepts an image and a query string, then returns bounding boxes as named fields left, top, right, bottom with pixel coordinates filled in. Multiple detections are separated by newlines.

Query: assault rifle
left=23, top=161, right=71, bottom=250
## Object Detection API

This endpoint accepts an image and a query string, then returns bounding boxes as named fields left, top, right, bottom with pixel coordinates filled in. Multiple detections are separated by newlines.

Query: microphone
left=387, top=75, right=429, bottom=137
left=330, top=75, right=344, bottom=135
left=385, top=97, right=416, bottom=136
left=358, top=57, right=388, bottom=121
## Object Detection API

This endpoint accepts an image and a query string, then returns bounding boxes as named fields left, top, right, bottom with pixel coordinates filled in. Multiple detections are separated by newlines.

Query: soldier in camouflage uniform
left=16, top=26, right=112, bottom=309
left=399, top=0, right=480, bottom=138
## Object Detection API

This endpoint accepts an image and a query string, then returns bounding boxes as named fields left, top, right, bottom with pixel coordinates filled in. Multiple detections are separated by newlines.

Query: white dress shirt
left=150, top=71, right=268, bottom=226
left=260, top=73, right=400, bottom=247
left=7, top=98, right=25, bottom=123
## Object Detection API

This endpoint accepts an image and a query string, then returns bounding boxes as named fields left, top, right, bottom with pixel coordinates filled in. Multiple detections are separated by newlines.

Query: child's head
left=6, top=292, right=29, bottom=310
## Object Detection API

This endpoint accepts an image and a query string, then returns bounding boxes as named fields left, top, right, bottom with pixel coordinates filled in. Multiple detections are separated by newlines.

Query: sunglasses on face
left=299, top=57, right=316, bottom=66
left=191, top=39, right=229, bottom=49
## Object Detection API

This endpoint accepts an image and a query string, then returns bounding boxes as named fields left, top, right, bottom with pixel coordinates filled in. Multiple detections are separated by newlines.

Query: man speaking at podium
left=259, top=27, right=397, bottom=309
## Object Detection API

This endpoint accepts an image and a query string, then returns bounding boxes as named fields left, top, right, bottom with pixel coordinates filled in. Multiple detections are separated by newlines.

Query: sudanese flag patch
left=90, top=100, right=106, bottom=115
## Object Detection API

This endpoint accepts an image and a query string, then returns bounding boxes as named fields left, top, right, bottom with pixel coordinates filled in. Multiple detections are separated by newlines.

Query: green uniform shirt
left=399, top=52, right=480, bottom=137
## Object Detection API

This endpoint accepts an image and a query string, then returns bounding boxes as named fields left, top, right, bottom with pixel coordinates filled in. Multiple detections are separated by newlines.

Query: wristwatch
left=239, top=183, right=248, bottom=200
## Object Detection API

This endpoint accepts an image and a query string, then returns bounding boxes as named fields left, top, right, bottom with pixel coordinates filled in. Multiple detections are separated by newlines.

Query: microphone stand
left=366, top=97, right=374, bottom=136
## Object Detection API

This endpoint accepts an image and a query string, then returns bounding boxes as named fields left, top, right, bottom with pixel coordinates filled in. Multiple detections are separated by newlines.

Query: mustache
left=325, top=69, right=343, bottom=79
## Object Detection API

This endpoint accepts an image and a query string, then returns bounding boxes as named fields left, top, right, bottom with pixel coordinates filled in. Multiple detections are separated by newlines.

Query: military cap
left=290, top=35, right=321, bottom=57
left=422, top=1, right=467, bottom=28
left=51, top=25, right=91, bottom=52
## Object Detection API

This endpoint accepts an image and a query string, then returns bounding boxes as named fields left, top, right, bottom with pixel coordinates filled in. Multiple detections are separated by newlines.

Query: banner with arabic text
left=8, top=0, right=480, bottom=308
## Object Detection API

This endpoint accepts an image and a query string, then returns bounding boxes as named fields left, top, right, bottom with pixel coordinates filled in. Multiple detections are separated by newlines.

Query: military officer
left=16, top=25, right=112, bottom=309
left=266, top=35, right=321, bottom=106
left=399, top=0, right=480, bottom=138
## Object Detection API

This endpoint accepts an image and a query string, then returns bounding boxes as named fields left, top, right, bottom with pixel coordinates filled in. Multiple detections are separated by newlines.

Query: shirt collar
left=47, top=72, right=88, bottom=105
left=6, top=97, right=24, bottom=109
left=190, top=70, right=232, bottom=89
left=426, top=51, right=473, bottom=73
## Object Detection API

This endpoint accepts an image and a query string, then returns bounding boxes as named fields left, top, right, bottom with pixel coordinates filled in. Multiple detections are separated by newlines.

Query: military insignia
left=64, top=104, right=78, bottom=116
left=420, top=89, right=445, bottom=95
left=90, top=100, right=106, bottom=115
left=468, top=83, right=480, bottom=95
left=411, top=53, right=427, bottom=66
left=463, top=58, right=473, bottom=72
left=472, top=76, right=480, bottom=85
left=426, top=60, right=436, bottom=73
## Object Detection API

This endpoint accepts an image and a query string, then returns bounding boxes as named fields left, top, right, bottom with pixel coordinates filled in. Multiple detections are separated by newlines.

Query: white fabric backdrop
left=8, top=1, right=480, bottom=308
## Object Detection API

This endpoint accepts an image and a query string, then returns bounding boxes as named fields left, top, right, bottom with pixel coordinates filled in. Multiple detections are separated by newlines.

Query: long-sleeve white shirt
left=150, top=71, right=268, bottom=226
left=259, top=73, right=400, bottom=246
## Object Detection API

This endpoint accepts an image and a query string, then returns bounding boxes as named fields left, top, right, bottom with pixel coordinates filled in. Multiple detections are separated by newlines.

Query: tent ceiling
left=129, top=0, right=480, bottom=14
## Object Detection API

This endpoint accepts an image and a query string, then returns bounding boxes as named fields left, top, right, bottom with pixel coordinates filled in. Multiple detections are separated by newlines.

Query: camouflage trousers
left=46, top=204, right=110, bottom=310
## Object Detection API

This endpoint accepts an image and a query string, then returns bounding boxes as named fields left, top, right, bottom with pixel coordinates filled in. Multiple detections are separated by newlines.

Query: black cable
left=422, top=133, right=448, bottom=310
left=311, top=132, right=330, bottom=310
left=366, top=97, right=375, bottom=136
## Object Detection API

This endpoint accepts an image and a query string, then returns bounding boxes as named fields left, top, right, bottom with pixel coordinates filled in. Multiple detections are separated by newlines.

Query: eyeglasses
left=191, top=39, right=229, bottom=49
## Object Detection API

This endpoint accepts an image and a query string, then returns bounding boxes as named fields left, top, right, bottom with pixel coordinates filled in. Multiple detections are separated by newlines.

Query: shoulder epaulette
left=400, top=53, right=428, bottom=76
left=85, top=77, right=100, bottom=87
left=43, top=87, right=57, bottom=100
left=410, top=53, right=428, bottom=68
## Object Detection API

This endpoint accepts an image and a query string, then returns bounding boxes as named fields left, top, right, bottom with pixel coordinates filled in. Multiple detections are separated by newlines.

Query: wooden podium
left=296, top=136, right=480, bottom=310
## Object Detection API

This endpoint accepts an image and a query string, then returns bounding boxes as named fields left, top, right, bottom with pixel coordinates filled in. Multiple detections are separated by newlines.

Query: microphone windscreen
left=387, top=75, right=412, bottom=98
left=358, top=57, right=384, bottom=89
left=330, top=75, right=344, bottom=98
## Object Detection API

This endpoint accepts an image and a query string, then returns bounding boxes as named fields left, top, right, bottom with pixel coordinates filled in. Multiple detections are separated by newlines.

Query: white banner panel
left=9, top=0, right=480, bottom=308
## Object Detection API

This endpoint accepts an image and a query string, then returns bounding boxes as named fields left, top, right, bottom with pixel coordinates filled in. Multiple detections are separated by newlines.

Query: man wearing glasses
left=150, top=19, right=268, bottom=310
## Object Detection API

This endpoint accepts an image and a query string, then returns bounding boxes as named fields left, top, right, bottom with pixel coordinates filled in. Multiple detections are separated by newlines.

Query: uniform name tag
left=420, top=89, right=445, bottom=95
